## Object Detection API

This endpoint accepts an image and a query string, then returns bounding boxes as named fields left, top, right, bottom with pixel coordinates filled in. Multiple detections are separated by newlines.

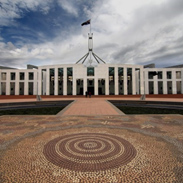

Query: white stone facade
left=144, top=68, right=183, bottom=95
left=0, top=63, right=182, bottom=95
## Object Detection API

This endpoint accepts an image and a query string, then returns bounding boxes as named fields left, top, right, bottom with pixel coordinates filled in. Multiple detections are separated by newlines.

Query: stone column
left=73, top=79, right=76, bottom=95
left=84, top=78, right=87, bottom=95
left=132, top=67, right=136, bottom=95
left=15, top=71, right=19, bottom=95
left=140, top=68, right=144, bottom=95
left=115, top=67, right=118, bottom=95
left=172, top=70, right=176, bottom=94
left=105, top=68, right=109, bottom=95
left=153, top=74, right=158, bottom=94
left=124, top=67, right=127, bottom=95
left=24, top=72, right=28, bottom=95
left=63, top=67, right=67, bottom=95
left=135, top=71, right=138, bottom=94
left=6, top=71, right=10, bottom=95
left=163, top=70, right=167, bottom=94
left=95, top=78, right=98, bottom=95
left=54, top=67, right=58, bottom=95
left=33, top=71, right=38, bottom=95
left=46, top=68, right=50, bottom=95
left=72, top=67, right=75, bottom=95
left=38, top=68, right=42, bottom=95
left=144, top=70, right=149, bottom=94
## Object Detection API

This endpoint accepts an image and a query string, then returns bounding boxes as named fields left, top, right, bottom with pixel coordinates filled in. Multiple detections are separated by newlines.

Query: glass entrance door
left=98, top=79, right=105, bottom=95
left=87, top=79, right=94, bottom=95
left=76, top=79, right=83, bottom=95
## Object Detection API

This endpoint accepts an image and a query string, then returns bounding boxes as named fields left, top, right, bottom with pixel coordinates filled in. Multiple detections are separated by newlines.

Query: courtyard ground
left=0, top=97, right=183, bottom=182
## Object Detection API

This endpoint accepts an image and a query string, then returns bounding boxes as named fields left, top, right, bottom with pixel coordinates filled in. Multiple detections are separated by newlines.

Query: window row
left=148, top=71, right=181, bottom=79
left=1, top=82, right=34, bottom=95
left=148, top=81, right=182, bottom=94
left=1, top=72, right=34, bottom=80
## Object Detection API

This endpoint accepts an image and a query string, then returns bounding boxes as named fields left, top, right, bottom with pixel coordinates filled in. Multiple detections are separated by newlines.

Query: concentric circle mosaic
left=43, top=133, right=137, bottom=172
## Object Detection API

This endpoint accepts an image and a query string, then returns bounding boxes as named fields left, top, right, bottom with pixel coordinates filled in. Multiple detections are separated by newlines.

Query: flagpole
left=90, top=19, right=91, bottom=34
left=90, top=19, right=91, bottom=63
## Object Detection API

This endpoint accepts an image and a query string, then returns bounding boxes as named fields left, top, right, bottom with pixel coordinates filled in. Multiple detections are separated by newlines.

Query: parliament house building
left=0, top=33, right=183, bottom=96
left=0, top=63, right=183, bottom=96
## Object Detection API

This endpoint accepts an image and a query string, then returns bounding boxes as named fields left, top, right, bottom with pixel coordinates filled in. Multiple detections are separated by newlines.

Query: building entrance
left=98, top=79, right=105, bottom=95
left=76, top=79, right=83, bottom=95
left=87, top=79, right=94, bottom=95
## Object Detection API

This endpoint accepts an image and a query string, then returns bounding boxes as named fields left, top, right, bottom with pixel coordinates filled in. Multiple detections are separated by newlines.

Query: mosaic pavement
left=0, top=115, right=183, bottom=183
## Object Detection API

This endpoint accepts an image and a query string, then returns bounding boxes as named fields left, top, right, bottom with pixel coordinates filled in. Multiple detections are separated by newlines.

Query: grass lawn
left=116, top=106, right=183, bottom=115
left=0, top=107, right=65, bottom=115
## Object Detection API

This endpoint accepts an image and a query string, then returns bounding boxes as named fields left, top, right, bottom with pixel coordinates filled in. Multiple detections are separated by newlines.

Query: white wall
left=1, top=63, right=182, bottom=96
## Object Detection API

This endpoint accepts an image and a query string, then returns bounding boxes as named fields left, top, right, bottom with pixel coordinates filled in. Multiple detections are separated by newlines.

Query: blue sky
left=0, top=0, right=183, bottom=68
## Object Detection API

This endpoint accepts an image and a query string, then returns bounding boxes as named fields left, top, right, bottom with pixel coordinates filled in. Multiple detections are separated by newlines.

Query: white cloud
left=85, top=0, right=183, bottom=66
left=30, top=47, right=54, bottom=59
left=1, top=0, right=183, bottom=68
left=57, top=0, right=78, bottom=16
left=0, top=41, right=55, bottom=68
left=0, top=0, right=52, bottom=26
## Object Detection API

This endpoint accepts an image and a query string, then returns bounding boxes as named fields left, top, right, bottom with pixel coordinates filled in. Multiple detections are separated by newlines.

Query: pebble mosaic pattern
left=43, top=133, right=136, bottom=171
left=0, top=115, right=183, bottom=182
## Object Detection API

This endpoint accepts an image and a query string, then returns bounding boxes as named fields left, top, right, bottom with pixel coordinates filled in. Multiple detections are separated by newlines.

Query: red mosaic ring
left=43, top=133, right=137, bottom=172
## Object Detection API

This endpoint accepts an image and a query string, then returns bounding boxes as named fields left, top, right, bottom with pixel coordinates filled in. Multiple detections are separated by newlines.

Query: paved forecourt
left=0, top=114, right=183, bottom=182
left=0, top=96, right=183, bottom=182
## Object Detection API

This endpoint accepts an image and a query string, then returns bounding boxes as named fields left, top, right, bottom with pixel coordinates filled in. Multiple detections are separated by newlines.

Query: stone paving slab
left=0, top=115, right=183, bottom=182
left=59, top=98, right=125, bottom=116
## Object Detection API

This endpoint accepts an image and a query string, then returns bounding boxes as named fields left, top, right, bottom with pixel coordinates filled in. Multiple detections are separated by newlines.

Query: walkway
left=58, top=98, right=125, bottom=116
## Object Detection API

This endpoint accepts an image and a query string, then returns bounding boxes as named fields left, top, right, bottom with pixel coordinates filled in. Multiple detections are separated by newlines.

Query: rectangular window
left=176, top=81, right=181, bottom=94
left=109, top=67, right=115, bottom=95
left=158, top=81, right=163, bottom=94
left=135, top=68, right=140, bottom=95
left=1, top=72, right=6, bottom=80
left=20, top=72, right=25, bottom=80
left=41, top=69, right=46, bottom=95
left=149, top=81, right=154, bottom=94
left=11, top=72, right=16, bottom=80
left=58, top=68, right=63, bottom=95
left=157, top=71, right=162, bottom=79
left=28, top=82, right=33, bottom=95
left=167, top=71, right=172, bottom=79
left=118, top=67, right=124, bottom=95
left=148, top=72, right=154, bottom=79
left=10, top=82, right=15, bottom=95
left=19, top=82, right=24, bottom=95
left=98, top=79, right=105, bottom=95
left=29, top=72, right=34, bottom=80
left=127, top=68, right=132, bottom=95
left=1, top=82, right=6, bottom=95
left=176, top=71, right=181, bottom=79
left=58, top=68, right=63, bottom=81
left=109, top=67, right=114, bottom=81
left=67, top=67, right=73, bottom=95
left=77, top=79, right=84, bottom=95
left=167, top=81, right=172, bottom=94
left=87, top=67, right=94, bottom=76
left=50, top=68, right=54, bottom=95
left=118, top=67, right=123, bottom=80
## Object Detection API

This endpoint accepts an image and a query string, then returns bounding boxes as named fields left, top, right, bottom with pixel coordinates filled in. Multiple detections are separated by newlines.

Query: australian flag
left=81, top=19, right=90, bottom=26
